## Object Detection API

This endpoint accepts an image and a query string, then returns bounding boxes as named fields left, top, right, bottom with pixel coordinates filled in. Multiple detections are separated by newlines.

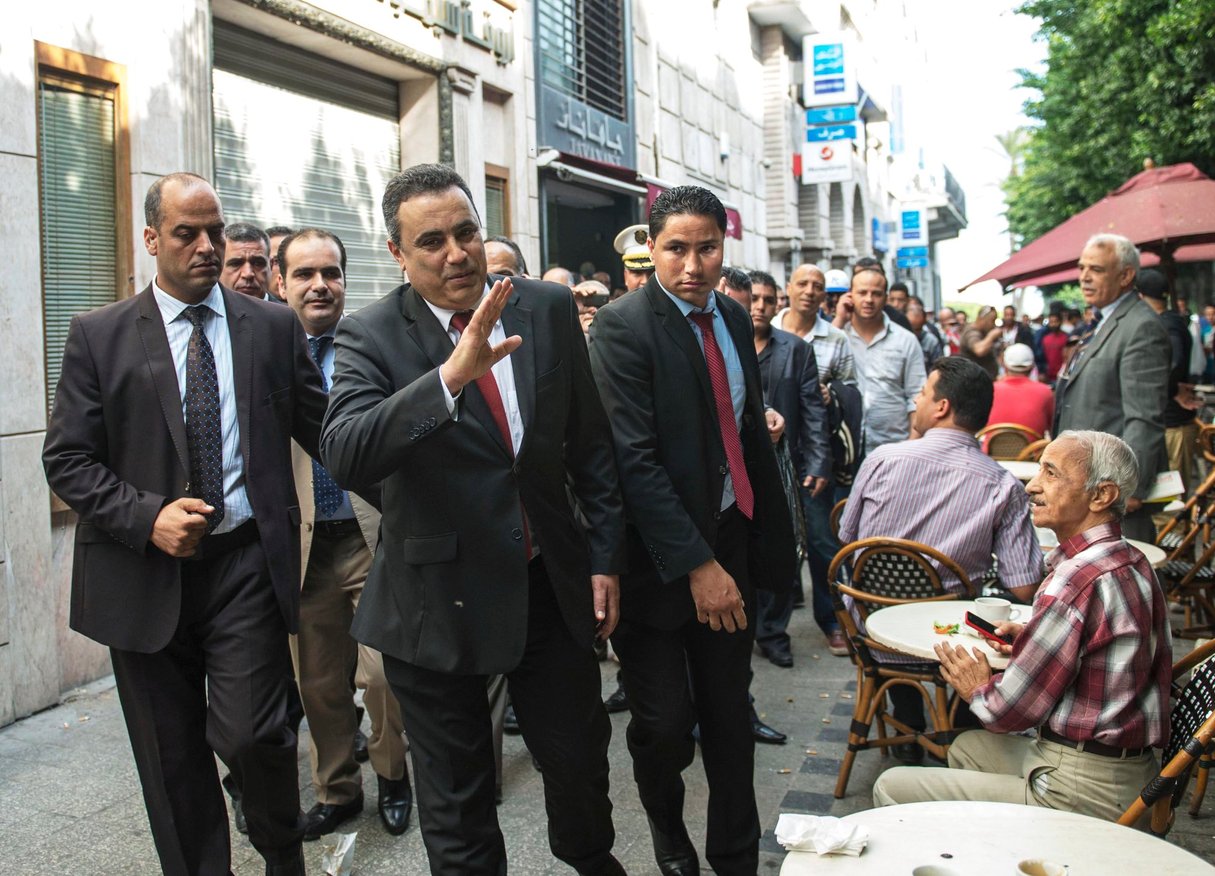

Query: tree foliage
left=1003, top=0, right=1215, bottom=245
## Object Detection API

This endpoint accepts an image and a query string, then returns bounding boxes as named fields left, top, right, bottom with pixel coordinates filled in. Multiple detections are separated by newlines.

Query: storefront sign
left=803, top=34, right=857, bottom=108
left=538, top=85, right=635, bottom=168
left=800, top=141, right=852, bottom=185
left=377, top=0, right=516, bottom=64
left=899, top=208, right=927, bottom=245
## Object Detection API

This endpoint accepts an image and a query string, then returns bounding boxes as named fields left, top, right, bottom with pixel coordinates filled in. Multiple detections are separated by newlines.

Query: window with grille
left=36, top=44, right=131, bottom=417
left=536, top=0, right=627, bottom=121
left=485, top=166, right=510, bottom=238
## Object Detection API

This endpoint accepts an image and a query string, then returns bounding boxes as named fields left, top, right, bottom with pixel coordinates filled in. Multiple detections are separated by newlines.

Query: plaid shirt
left=970, top=522, right=1172, bottom=749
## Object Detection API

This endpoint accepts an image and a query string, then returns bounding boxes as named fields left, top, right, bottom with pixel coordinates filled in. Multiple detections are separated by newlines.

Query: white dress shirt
left=152, top=281, right=252, bottom=534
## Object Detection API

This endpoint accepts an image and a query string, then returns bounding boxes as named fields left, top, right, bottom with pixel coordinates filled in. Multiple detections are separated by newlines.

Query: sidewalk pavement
left=2, top=594, right=1213, bottom=873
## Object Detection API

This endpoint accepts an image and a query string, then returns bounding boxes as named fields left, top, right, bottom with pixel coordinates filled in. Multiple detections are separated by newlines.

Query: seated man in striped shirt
left=873, top=431, right=1171, bottom=822
left=838, top=357, right=1043, bottom=759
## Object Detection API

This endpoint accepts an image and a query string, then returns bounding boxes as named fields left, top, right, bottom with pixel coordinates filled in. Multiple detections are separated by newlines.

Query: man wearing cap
left=1139, top=268, right=1199, bottom=492
left=614, top=223, right=655, bottom=292
left=988, top=343, right=1055, bottom=443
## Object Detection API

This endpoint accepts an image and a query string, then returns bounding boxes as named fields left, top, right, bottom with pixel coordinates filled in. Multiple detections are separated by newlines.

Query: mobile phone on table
left=965, top=612, right=1013, bottom=646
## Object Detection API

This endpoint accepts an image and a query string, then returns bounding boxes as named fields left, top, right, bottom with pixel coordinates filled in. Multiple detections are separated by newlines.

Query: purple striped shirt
left=839, top=428, right=1043, bottom=592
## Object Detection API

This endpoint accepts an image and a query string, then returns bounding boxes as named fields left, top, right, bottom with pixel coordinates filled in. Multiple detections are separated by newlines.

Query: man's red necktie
left=449, top=311, right=532, bottom=555
left=688, top=312, right=754, bottom=519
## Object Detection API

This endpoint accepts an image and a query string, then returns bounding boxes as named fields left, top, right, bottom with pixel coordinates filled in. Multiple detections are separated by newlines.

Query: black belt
left=1040, top=727, right=1150, bottom=759
left=186, top=519, right=259, bottom=562
left=313, top=518, right=362, bottom=538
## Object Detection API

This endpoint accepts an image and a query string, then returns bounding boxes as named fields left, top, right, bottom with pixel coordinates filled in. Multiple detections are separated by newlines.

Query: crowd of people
left=40, top=166, right=1187, bottom=876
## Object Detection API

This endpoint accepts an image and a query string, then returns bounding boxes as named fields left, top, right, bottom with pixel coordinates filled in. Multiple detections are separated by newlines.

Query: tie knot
left=449, top=311, right=474, bottom=334
left=185, top=305, right=210, bottom=329
left=308, top=335, right=330, bottom=364
left=689, top=312, right=714, bottom=333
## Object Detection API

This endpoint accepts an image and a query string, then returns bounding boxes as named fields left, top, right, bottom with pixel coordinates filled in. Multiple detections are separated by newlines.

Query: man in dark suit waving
left=42, top=173, right=328, bottom=875
left=320, top=164, right=626, bottom=875
left=588, top=186, right=796, bottom=875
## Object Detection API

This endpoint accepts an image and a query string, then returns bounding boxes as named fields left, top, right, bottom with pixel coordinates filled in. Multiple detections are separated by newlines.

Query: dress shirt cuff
left=438, top=370, right=460, bottom=419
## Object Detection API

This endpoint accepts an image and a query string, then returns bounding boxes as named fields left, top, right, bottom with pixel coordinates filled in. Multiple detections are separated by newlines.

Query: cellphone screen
left=965, top=612, right=1012, bottom=645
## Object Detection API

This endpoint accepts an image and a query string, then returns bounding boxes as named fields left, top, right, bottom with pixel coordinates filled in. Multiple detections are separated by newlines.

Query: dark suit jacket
left=321, top=278, right=625, bottom=675
left=42, top=284, right=327, bottom=652
left=588, top=279, right=796, bottom=629
left=1055, top=294, right=1169, bottom=498
left=760, top=327, right=831, bottom=481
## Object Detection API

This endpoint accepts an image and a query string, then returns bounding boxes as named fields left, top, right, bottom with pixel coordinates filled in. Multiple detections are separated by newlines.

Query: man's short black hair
left=277, top=228, right=347, bottom=280
left=930, top=357, right=993, bottom=432
left=382, top=164, right=478, bottom=246
left=264, top=225, right=294, bottom=239
left=225, top=222, right=270, bottom=255
left=485, top=235, right=528, bottom=276
left=748, top=269, right=777, bottom=291
left=144, top=171, right=210, bottom=228
left=720, top=266, right=752, bottom=293
left=648, top=185, right=727, bottom=238
left=889, top=281, right=910, bottom=294
left=852, top=256, right=886, bottom=276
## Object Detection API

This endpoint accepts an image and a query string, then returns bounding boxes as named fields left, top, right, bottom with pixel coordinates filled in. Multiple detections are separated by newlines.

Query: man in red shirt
left=1035, top=310, right=1068, bottom=384
left=989, top=343, right=1054, bottom=440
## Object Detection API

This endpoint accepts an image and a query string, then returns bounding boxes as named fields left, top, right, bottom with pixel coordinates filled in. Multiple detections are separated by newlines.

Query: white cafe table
left=778, top=801, right=1214, bottom=874
left=864, top=600, right=1031, bottom=670
left=997, top=459, right=1040, bottom=481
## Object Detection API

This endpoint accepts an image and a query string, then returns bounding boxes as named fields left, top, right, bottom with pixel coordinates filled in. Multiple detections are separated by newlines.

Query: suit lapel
left=1067, top=295, right=1131, bottom=383
left=765, top=333, right=790, bottom=401
left=401, top=284, right=512, bottom=459
left=224, top=289, right=254, bottom=470
left=135, top=286, right=190, bottom=482
left=499, top=286, right=534, bottom=457
left=647, top=281, right=715, bottom=417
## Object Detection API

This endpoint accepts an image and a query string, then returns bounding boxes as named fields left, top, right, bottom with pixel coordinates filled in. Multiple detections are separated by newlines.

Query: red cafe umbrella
left=962, top=162, right=1215, bottom=290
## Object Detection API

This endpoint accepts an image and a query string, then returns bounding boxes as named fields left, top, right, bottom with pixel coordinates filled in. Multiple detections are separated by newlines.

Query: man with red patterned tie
left=589, top=186, right=796, bottom=876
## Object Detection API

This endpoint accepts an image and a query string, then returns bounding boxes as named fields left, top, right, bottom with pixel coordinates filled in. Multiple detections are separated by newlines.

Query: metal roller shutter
left=212, top=22, right=403, bottom=311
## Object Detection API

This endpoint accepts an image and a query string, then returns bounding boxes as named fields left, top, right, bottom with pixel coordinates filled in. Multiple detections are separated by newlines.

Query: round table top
left=997, top=459, right=1040, bottom=481
left=864, top=600, right=1032, bottom=670
left=778, top=801, right=1214, bottom=875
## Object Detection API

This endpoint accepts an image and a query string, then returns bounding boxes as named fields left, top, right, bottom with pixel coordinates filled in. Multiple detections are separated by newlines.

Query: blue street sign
left=897, top=256, right=930, bottom=269
left=806, top=124, right=857, bottom=143
left=806, top=105, right=857, bottom=125
left=812, top=43, right=844, bottom=76
left=896, top=246, right=928, bottom=258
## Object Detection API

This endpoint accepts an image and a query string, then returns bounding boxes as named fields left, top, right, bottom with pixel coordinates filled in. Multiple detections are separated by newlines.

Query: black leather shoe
left=751, top=714, right=788, bottom=745
left=758, top=641, right=794, bottom=668
left=353, top=727, right=370, bottom=763
left=503, top=703, right=521, bottom=734
left=377, top=773, right=412, bottom=835
left=264, top=847, right=306, bottom=876
left=647, top=817, right=699, bottom=876
left=303, top=794, right=364, bottom=840
left=891, top=741, right=924, bottom=764
left=603, top=682, right=629, bottom=713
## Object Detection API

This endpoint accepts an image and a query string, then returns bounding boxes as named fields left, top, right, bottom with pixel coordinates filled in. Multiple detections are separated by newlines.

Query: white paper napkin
left=775, top=813, right=869, bottom=856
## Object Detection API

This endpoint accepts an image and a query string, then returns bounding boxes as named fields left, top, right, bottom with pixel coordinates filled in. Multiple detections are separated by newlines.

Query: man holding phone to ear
left=874, top=431, right=1171, bottom=825
left=320, top=164, right=627, bottom=875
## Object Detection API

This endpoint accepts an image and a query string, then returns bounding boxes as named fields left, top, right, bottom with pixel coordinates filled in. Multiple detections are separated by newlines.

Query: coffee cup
left=974, top=596, right=1020, bottom=624
left=912, top=866, right=960, bottom=876
left=1016, top=859, right=1066, bottom=876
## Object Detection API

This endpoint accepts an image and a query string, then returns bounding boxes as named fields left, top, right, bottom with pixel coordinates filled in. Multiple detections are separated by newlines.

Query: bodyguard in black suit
left=42, top=174, right=328, bottom=875
left=750, top=290, right=830, bottom=668
left=320, top=164, right=626, bottom=875
left=588, top=187, right=796, bottom=875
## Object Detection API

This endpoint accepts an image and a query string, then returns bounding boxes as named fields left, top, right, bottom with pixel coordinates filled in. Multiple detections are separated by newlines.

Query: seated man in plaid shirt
left=872, top=430, right=1172, bottom=823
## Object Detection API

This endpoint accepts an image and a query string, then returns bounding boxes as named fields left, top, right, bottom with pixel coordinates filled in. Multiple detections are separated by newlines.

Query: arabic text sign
left=537, top=85, right=635, bottom=169
left=806, top=124, right=857, bottom=143
left=806, top=106, right=857, bottom=125
left=899, top=208, right=927, bottom=245
left=803, top=33, right=857, bottom=108
left=896, top=256, right=929, bottom=269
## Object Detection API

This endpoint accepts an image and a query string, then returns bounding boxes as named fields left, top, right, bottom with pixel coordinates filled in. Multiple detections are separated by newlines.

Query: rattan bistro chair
left=976, top=423, right=1042, bottom=460
left=828, top=537, right=976, bottom=798
left=1118, top=651, right=1215, bottom=836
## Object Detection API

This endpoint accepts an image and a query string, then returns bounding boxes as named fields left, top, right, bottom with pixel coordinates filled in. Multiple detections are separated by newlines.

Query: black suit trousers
left=383, top=558, right=615, bottom=876
left=612, top=508, right=760, bottom=875
left=109, top=538, right=304, bottom=876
